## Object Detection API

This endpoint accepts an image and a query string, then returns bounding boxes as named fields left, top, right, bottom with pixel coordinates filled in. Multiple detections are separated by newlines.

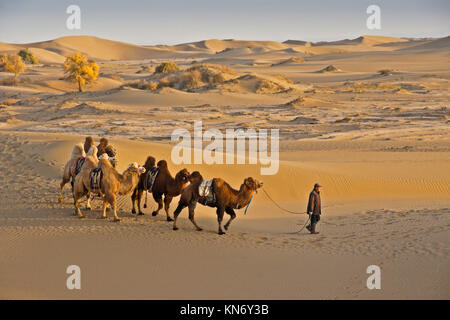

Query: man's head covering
left=314, top=183, right=322, bottom=188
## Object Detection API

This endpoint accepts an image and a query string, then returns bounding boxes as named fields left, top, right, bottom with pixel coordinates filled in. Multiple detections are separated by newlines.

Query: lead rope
left=261, top=188, right=310, bottom=233
left=244, top=193, right=254, bottom=215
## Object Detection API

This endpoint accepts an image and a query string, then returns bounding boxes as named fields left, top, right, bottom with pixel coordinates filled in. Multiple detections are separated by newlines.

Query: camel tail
left=71, top=143, right=86, bottom=160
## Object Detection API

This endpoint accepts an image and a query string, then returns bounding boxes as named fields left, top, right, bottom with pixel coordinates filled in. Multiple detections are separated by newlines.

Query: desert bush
left=155, top=61, right=180, bottom=73
left=188, top=63, right=235, bottom=75
left=63, top=52, right=99, bottom=92
left=178, top=70, right=203, bottom=90
left=378, top=69, right=393, bottom=76
left=0, top=53, right=7, bottom=70
left=275, top=74, right=293, bottom=84
left=144, top=81, right=159, bottom=90
left=320, top=65, right=340, bottom=73
left=18, top=49, right=38, bottom=64
left=256, top=79, right=286, bottom=94
left=158, top=77, right=173, bottom=88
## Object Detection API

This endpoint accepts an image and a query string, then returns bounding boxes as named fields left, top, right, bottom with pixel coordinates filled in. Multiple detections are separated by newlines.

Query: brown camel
left=173, top=173, right=263, bottom=234
left=73, top=157, right=145, bottom=221
left=132, top=159, right=190, bottom=221
left=97, top=138, right=108, bottom=157
left=131, top=156, right=156, bottom=215
left=97, top=138, right=117, bottom=167
left=59, top=143, right=97, bottom=205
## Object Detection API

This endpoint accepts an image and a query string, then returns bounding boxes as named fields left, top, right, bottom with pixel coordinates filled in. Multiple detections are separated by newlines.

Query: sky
left=0, top=0, right=449, bottom=45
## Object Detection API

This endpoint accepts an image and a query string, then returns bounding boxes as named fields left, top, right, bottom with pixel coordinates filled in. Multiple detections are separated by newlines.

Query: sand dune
left=314, top=35, right=408, bottom=47
left=175, top=39, right=288, bottom=53
left=400, top=35, right=450, bottom=51
left=27, top=48, right=66, bottom=64
left=1, top=35, right=447, bottom=65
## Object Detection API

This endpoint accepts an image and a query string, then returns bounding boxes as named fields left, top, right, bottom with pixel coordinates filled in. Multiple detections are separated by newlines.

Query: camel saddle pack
left=198, top=179, right=216, bottom=207
left=144, top=167, right=159, bottom=191
left=90, top=168, right=103, bottom=191
left=73, top=157, right=86, bottom=177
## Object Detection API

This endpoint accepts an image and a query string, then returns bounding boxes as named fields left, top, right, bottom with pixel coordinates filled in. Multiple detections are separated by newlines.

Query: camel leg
left=111, top=195, right=120, bottom=222
left=74, top=196, right=85, bottom=219
left=164, top=196, right=174, bottom=222
left=224, top=207, right=236, bottom=231
left=59, top=176, right=70, bottom=203
left=85, top=193, right=92, bottom=210
left=188, top=204, right=202, bottom=231
left=131, top=188, right=137, bottom=214
left=216, top=205, right=226, bottom=235
left=152, top=193, right=163, bottom=216
left=99, top=199, right=108, bottom=219
left=172, top=202, right=187, bottom=230
left=72, top=184, right=86, bottom=218
left=137, top=189, right=145, bottom=215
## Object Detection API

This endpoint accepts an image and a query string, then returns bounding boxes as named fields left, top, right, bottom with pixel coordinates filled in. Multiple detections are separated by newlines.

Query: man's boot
left=311, top=222, right=319, bottom=234
left=306, top=224, right=311, bottom=232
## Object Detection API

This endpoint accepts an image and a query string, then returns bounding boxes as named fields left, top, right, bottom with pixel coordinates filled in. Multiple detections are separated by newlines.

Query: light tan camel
left=59, top=143, right=97, bottom=206
left=73, top=156, right=145, bottom=221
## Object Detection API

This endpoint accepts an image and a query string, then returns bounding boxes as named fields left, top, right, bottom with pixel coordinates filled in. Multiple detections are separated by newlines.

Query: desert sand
left=0, top=35, right=449, bottom=299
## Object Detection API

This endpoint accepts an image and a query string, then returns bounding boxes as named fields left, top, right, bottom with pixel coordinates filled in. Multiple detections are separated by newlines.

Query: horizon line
left=2, top=34, right=448, bottom=47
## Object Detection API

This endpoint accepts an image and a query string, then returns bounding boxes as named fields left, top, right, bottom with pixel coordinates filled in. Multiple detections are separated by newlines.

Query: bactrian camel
left=73, top=156, right=145, bottom=221
left=173, top=173, right=263, bottom=234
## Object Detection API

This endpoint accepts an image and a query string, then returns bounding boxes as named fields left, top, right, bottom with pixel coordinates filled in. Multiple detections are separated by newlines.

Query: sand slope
left=0, top=132, right=448, bottom=299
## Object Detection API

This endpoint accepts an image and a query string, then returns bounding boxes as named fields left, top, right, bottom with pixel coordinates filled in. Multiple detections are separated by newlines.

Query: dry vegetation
left=129, top=62, right=295, bottom=93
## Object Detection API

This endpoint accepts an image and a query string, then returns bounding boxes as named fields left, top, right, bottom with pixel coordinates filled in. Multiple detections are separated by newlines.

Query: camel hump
left=98, top=157, right=112, bottom=169
left=157, top=160, right=168, bottom=168
left=71, top=143, right=86, bottom=159
left=86, top=145, right=98, bottom=157
left=213, top=177, right=225, bottom=187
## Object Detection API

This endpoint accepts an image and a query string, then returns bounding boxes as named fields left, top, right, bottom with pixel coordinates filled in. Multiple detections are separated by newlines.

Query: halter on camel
left=143, top=166, right=159, bottom=209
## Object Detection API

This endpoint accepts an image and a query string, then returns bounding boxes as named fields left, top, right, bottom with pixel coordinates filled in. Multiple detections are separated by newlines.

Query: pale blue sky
left=0, top=0, right=448, bottom=44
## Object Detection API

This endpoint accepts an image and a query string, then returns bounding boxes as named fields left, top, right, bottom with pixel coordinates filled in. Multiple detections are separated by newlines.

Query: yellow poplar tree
left=64, top=52, right=99, bottom=92
left=5, top=55, right=26, bottom=85
left=0, top=53, right=8, bottom=68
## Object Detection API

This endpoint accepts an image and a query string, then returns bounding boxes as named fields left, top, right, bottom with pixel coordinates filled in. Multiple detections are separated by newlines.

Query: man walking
left=306, top=183, right=322, bottom=234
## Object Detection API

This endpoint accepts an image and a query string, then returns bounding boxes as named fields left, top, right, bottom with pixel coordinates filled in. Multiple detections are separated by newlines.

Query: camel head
left=105, top=145, right=117, bottom=157
left=143, top=156, right=156, bottom=170
left=99, top=137, right=108, bottom=148
left=244, top=177, right=263, bottom=193
left=124, top=162, right=146, bottom=176
left=188, top=171, right=203, bottom=184
left=175, top=168, right=190, bottom=183
left=99, top=152, right=118, bottom=167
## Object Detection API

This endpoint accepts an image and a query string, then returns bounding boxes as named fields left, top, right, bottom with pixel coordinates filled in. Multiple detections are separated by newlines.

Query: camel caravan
left=60, top=136, right=262, bottom=234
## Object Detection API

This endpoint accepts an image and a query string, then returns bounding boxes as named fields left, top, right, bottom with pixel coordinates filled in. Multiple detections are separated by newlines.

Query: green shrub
left=155, top=61, right=180, bottom=73
left=18, top=49, right=38, bottom=64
